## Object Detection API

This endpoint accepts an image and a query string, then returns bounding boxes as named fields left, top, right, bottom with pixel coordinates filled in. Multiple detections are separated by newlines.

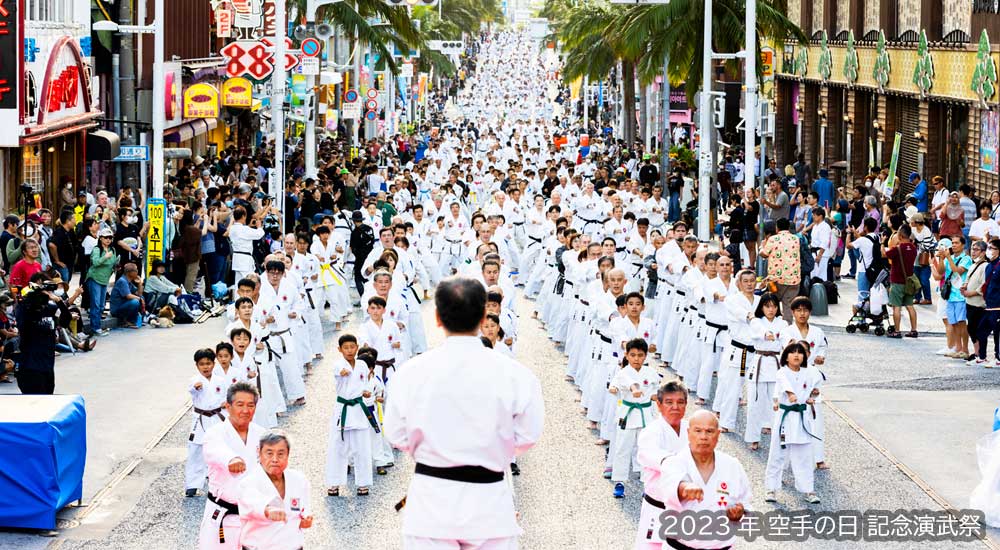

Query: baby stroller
left=846, top=269, right=889, bottom=336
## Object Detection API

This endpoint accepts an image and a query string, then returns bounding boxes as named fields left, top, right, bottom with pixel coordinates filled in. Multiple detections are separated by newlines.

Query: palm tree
left=620, top=0, right=806, bottom=102
left=413, top=0, right=503, bottom=77
left=558, top=2, right=641, bottom=141
left=292, top=0, right=423, bottom=74
left=552, top=0, right=805, bottom=142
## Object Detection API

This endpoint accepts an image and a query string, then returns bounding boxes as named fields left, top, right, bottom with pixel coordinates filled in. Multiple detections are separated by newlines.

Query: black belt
left=414, top=463, right=504, bottom=483
left=528, top=235, right=543, bottom=244
left=697, top=313, right=706, bottom=319
left=616, top=247, right=626, bottom=253
left=596, top=331, right=613, bottom=344
left=194, top=406, right=223, bottom=418
left=666, top=538, right=730, bottom=550
left=207, top=492, right=239, bottom=543
left=643, top=493, right=665, bottom=509
left=512, top=221, right=525, bottom=226
left=706, top=321, right=728, bottom=330
left=730, top=340, right=755, bottom=352
left=580, top=299, right=590, bottom=306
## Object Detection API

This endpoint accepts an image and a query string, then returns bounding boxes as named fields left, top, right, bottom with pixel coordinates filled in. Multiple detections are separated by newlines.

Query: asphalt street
left=1, top=292, right=998, bottom=549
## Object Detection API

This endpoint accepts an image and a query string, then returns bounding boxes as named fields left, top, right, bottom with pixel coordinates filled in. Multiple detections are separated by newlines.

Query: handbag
left=901, top=255, right=921, bottom=296
left=940, top=280, right=952, bottom=301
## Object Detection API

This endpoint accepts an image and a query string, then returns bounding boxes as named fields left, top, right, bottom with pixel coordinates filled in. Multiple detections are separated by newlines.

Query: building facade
left=773, top=0, right=1000, bottom=197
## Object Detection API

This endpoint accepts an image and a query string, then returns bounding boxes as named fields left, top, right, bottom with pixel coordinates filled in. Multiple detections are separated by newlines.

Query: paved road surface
left=1, top=294, right=997, bottom=549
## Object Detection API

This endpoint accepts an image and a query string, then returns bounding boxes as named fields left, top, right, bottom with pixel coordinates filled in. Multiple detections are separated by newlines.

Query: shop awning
left=164, top=119, right=211, bottom=143
left=85, top=129, right=121, bottom=161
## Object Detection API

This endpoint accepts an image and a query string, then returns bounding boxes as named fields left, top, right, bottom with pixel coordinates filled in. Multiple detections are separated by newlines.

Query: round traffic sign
left=366, top=88, right=379, bottom=100
left=365, top=99, right=378, bottom=110
left=345, top=89, right=359, bottom=102
left=301, top=37, right=321, bottom=57
left=366, top=110, right=378, bottom=121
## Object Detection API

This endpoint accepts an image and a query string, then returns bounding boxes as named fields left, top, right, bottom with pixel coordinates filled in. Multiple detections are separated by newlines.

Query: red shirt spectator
left=9, top=258, right=42, bottom=289
left=886, top=241, right=918, bottom=284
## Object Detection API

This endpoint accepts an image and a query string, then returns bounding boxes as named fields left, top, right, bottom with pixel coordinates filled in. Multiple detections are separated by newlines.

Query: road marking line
left=72, top=400, right=193, bottom=523
left=825, top=401, right=1000, bottom=550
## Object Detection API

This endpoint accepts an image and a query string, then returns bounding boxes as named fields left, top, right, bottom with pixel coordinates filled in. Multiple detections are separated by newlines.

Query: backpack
left=350, top=225, right=375, bottom=258
left=797, top=233, right=815, bottom=277
left=864, top=234, right=888, bottom=283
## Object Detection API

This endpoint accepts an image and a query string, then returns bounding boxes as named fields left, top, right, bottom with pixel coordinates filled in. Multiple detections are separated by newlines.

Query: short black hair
left=755, top=292, right=782, bottom=318
left=625, top=338, right=649, bottom=354
left=265, top=260, right=285, bottom=272
left=194, top=348, right=216, bottom=363
left=367, top=296, right=387, bottom=308
left=790, top=296, right=813, bottom=311
left=338, top=333, right=358, bottom=346
left=435, top=276, right=487, bottom=333
left=625, top=291, right=645, bottom=305
left=229, top=327, right=252, bottom=341
left=780, top=341, right=810, bottom=366
left=486, top=291, right=503, bottom=304
left=775, top=217, right=791, bottom=231
left=215, top=342, right=234, bottom=356
left=237, top=278, right=257, bottom=290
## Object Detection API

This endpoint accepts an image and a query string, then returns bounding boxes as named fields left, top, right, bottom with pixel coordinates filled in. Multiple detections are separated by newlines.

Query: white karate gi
left=698, top=275, right=737, bottom=402
left=658, top=449, right=752, bottom=549
left=229, top=223, right=264, bottom=284
left=186, top=373, right=228, bottom=491
left=325, top=356, right=375, bottom=489
left=764, top=366, right=824, bottom=494
left=745, top=316, right=788, bottom=444
left=258, top=278, right=306, bottom=402
left=634, top=418, right=688, bottom=549
left=780, top=323, right=829, bottom=464
left=713, top=292, right=759, bottom=431
left=198, top=420, right=267, bottom=550
left=608, top=364, right=660, bottom=483
left=384, top=336, right=544, bottom=547
left=237, top=465, right=309, bottom=550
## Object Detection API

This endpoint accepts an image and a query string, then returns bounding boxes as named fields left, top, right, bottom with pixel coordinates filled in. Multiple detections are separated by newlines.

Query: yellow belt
left=319, top=263, right=344, bottom=287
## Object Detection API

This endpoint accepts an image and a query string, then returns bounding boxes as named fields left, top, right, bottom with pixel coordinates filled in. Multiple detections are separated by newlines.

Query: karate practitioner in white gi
left=237, top=431, right=313, bottom=550
left=384, top=277, right=544, bottom=550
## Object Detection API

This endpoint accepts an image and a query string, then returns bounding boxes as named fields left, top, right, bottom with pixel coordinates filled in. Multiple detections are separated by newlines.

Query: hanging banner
left=982, top=110, right=1000, bottom=174
left=183, top=83, right=220, bottom=118
left=884, top=132, right=903, bottom=197
left=221, top=77, right=253, bottom=107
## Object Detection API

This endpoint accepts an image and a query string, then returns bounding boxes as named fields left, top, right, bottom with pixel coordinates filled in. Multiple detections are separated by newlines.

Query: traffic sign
left=343, top=101, right=361, bottom=119
left=401, top=62, right=414, bottom=78
left=145, top=198, right=166, bottom=277
left=301, top=37, right=321, bottom=57
left=365, top=110, right=378, bottom=121
left=366, top=88, right=379, bottom=100
left=365, top=99, right=378, bottom=110
left=345, top=89, right=359, bottom=102
left=113, top=145, right=149, bottom=162
left=301, top=57, right=320, bottom=75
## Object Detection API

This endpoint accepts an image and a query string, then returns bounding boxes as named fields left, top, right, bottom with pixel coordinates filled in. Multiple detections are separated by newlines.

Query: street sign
left=145, top=198, right=166, bottom=277
left=301, top=57, right=320, bottom=75
left=761, top=48, right=774, bottom=81
left=342, top=101, right=361, bottom=119
left=401, top=62, right=414, bottom=78
left=365, top=99, right=378, bottom=110
left=366, top=88, right=379, bottom=100
left=345, top=89, right=359, bottom=102
left=365, top=110, right=378, bottom=121
left=428, top=40, right=463, bottom=55
left=301, top=38, right=322, bottom=58
left=112, top=145, right=149, bottom=162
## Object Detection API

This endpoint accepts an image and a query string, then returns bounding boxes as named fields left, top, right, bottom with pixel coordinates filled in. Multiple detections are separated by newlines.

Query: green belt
left=336, top=396, right=380, bottom=439
left=777, top=403, right=821, bottom=449
left=622, top=399, right=652, bottom=429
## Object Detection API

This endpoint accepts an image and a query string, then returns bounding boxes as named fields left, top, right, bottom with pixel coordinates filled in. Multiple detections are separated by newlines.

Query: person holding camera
left=16, top=273, right=71, bottom=394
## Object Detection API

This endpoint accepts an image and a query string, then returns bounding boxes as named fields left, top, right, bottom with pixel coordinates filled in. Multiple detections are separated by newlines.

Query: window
left=25, top=0, right=73, bottom=23
left=22, top=146, right=43, bottom=194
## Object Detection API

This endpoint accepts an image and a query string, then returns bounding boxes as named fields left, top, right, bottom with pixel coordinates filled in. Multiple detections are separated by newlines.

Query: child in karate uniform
left=764, top=341, right=824, bottom=505
left=185, top=348, right=226, bottom=497
left=325, top=334, right=379, bottom=497
left=608, top=338, right=659, bottom=498
left=481, top=313, right=514, bottom=357
left=746, top=293, right=788, bottom=450
left=360, top=346, right=393, bottom=473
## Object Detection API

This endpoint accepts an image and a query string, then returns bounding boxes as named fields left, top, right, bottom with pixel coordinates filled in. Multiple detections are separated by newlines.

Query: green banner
left=884, top=132, right=902, bottom=198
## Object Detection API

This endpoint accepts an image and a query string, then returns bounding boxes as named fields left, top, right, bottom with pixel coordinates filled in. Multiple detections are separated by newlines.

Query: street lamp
left=93, top=10, right=162, bottom=199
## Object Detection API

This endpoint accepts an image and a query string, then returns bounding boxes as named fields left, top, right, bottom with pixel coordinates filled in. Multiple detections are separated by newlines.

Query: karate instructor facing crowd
left=385, top=276, right=545, bottom=550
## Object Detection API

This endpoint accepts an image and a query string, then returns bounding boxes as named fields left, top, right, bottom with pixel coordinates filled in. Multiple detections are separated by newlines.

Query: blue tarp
left=0, top=394, right=86, bottom=530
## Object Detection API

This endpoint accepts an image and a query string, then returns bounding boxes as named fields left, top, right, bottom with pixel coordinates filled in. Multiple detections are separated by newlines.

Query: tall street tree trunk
left=622, top=59, right=637, bottom=145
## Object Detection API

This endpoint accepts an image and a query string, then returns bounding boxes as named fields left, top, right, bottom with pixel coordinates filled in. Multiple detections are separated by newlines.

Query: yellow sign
left=221, top=77, right=253, bottom=108
left=761, top=48, right=774, bottom=81
left=183, top=83, right=220, bottom=118
left=145, top=199, right=166, bottom=277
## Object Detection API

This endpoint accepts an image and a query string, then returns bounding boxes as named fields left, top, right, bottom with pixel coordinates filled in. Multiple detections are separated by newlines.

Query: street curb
left=810, top=318, right=947, bottom=336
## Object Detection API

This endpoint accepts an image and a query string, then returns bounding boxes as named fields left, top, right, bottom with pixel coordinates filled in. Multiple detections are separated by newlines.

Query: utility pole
left=272, top=0, right=287, bottom=224
left=119, top=0, right=137, bottom=187
left=744, top=0, right=757, bottom=204
left=151, top=0, right=165, bottom=199
left=659, top=51, right=670, bottom=188
left=696, top=0, right=713, bottom=240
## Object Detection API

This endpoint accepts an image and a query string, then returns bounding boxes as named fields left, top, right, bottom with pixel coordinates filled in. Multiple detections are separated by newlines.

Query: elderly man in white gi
left=238, top=431, right=312, bottom=550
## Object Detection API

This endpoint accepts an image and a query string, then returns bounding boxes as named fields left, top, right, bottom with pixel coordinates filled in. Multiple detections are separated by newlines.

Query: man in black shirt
left=638, top=155, right=659, bottom=186
left=48, top=210, right=78, bottom=282
left=0, top=215, right=19, bottom=272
